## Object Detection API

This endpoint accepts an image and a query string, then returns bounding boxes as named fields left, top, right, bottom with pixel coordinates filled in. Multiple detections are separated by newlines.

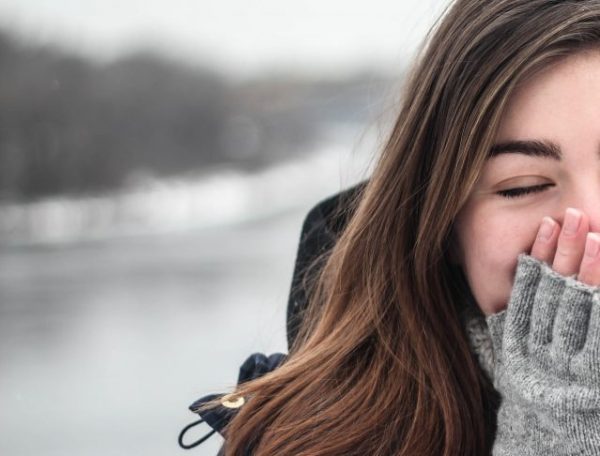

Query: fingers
left=530, top=209, right=600, bottom=286
left=552, top=208, right=588, bottom=277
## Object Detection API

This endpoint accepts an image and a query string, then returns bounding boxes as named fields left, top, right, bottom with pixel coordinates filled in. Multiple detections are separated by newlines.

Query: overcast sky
left=0, top=0, right=451, bottom=78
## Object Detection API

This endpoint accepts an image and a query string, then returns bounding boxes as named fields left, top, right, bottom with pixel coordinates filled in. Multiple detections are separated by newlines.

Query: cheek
left=457, top=210, right=539, bottom=315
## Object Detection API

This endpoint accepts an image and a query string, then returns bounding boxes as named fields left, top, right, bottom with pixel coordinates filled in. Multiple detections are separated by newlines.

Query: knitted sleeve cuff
left=487, top=253, right=600, bottom=404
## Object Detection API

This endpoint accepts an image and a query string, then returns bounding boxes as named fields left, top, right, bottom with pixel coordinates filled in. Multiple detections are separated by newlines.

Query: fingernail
left=538, top=217, right=555, bottom=241
left=563, top=208, right=581, bottom=235
left=585, top=233, right=600, bottom=258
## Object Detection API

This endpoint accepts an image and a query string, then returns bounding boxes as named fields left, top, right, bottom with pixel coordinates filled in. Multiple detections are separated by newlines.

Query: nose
left=560, top=186, right=600, bottom=233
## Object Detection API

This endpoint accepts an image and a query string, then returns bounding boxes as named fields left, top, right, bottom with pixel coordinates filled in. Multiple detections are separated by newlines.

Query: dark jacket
left=178, top=181, right=367, bottom=453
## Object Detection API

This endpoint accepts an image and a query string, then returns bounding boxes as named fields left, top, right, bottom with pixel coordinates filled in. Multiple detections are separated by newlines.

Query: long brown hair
left=220, top=1, right=600, bottom=454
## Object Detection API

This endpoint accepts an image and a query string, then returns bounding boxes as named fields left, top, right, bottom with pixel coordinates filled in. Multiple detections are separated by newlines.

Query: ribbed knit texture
left=480, top=253, right=600, bottom=455
left=461, top=300, right=495, bottom=381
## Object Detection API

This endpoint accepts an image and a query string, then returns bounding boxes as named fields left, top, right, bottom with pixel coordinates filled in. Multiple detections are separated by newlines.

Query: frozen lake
left=0, top=208, right=308, bottom=456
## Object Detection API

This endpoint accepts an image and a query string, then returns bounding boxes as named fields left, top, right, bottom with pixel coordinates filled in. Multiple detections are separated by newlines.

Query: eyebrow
left=488, top=139, right=562, bottom=160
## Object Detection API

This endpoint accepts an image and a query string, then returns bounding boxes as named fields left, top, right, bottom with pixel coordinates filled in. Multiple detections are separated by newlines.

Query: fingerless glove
left=487, top=254, right=600, bottom=455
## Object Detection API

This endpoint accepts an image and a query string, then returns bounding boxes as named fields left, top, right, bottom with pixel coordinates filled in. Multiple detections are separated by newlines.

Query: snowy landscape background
left=0, top=1, right=449, bottom=454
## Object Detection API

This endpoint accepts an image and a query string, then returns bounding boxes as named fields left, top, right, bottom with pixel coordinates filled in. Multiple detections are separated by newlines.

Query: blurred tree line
left=0, top=30, right=393, bottom=202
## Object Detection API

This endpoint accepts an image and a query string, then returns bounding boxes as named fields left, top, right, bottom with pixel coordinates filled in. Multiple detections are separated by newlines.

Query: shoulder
left=286, top=180, right=368, bottom=348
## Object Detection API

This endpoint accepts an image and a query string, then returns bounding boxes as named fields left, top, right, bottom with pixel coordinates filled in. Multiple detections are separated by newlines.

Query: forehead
left=495, top=49, right=600, bottom=146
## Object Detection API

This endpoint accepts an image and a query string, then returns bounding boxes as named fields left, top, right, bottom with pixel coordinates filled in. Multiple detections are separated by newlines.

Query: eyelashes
left=496, top=183, right=555, bottom=199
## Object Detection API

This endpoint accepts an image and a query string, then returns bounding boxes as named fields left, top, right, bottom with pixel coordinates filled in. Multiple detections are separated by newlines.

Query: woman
left=201, top=0, right=600, bottom=454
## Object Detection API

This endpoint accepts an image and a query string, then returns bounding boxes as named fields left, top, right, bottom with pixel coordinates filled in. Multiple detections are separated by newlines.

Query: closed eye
left=496, top=183, right=555, bottom=199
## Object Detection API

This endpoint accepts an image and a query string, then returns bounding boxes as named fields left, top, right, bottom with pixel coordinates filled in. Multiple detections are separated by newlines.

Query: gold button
left=221, top=394, right=245, bottom=409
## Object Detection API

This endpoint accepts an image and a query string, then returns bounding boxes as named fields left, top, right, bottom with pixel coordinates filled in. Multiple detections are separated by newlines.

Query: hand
left=486, top=208, right=600, bottom=454
left=530, top=207, right=600, bottom=286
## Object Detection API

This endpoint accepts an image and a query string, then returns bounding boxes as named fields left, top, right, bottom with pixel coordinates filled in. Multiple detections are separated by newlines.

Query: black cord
left=178, top=418, right=217, bottom=450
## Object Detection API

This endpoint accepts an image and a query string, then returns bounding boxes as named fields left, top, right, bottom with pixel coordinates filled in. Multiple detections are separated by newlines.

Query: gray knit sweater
left=462, top=254, right=600, bottom=455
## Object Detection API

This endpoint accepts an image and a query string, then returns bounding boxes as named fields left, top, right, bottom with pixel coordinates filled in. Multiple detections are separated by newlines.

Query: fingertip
left=530, top=216, right=558, bottom=263
left=577, top=232, right=600, bottom=286
left=584, top=232, right=600, bottom=258
left=538, top=216, right=557, bottom=242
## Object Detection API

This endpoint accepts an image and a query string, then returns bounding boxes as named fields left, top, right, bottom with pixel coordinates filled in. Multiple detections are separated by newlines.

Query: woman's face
left=454, top=49, right=600, bottom=316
